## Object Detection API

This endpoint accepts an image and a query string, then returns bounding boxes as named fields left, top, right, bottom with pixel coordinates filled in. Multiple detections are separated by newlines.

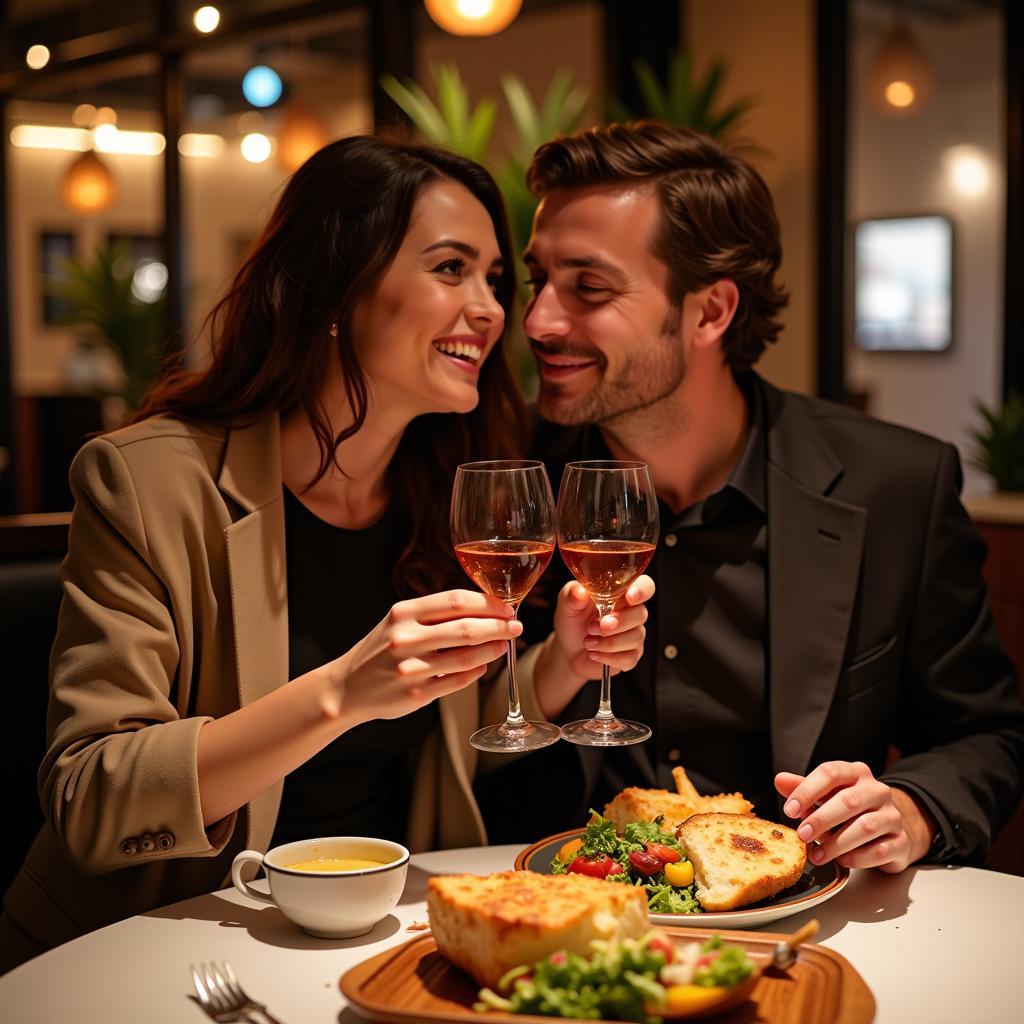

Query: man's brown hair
left=526, top=120, right=789, bottom=372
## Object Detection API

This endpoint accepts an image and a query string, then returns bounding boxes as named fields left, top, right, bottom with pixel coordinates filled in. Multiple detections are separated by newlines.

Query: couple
left=2, top=123, right=1022, bottom=967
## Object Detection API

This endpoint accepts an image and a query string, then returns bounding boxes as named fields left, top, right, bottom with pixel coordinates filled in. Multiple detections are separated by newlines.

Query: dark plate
left=514, top=828, right=849, bottom=929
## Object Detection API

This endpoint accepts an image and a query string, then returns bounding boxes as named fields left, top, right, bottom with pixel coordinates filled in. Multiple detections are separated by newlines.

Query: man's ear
left=693, top=279, right=740, bottom=349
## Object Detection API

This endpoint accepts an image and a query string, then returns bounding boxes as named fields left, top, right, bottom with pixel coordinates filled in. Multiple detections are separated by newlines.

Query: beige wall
left=686, top=0, right=818, bottom=395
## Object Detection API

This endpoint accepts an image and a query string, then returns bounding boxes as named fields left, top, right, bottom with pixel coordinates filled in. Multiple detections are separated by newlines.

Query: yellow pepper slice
left=661, top=984, right=728, bottom=1017
left=664, top=860, right=694, bottom=887
left=555, top=838, right=584, bottom=863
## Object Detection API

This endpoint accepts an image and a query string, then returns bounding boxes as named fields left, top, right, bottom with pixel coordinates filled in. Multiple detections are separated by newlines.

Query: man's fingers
left=584, top=625, right=645, bottom=655
left=819, top=829, right=908, bottom=871
left=623, top=574, right=655, bottom=605
left=782, top=761, right=865, bottom=819
left=588, top=604, right=647, bottom=636
left=794, top=781, right=887, bottom=843
left=775, top=771, right=804, bottom=798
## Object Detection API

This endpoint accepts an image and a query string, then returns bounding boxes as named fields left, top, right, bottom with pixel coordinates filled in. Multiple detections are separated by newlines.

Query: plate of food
left=514, top=768, right=849, bottom=930
left=340, top=870, right=875, bottom=1023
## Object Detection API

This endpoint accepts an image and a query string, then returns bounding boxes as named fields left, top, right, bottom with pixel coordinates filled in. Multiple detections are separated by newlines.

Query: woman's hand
left=534, top=575, right=655, bottom=719
left=327, top=589, right=521, bottom=726
left=775, top=762, right=937, bottom=873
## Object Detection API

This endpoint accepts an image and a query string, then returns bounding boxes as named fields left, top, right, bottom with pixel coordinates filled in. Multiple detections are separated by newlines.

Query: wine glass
left=557, top=460, right=659, bottom=746
left=451, top=460, right=562, bottom=753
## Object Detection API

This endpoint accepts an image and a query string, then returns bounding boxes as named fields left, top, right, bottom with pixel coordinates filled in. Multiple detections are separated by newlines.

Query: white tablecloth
left=1, top=844, right=1021, bottom=1023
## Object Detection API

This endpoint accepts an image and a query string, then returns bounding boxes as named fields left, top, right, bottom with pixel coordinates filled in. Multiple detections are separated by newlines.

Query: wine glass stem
left=595, top=602, right=616, bottom=721
left=504, top=605, right=525, bottom=728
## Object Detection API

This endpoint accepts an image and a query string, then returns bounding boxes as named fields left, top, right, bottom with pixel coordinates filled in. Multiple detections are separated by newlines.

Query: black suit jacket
left=507, top=376, right=1024, bottom=865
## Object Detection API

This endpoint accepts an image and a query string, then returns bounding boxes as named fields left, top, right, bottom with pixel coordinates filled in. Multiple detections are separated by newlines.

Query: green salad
left=474, top=932, right=756, bottom=1023
left=548, top=813, right=701, bottom=914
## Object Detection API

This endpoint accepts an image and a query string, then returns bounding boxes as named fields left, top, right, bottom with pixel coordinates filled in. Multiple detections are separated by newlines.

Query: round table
left=0, top=845, right=1020, bottom=1023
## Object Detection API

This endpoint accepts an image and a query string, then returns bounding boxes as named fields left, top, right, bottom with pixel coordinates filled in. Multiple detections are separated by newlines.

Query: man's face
left=523, top=185, right=686, bottom=426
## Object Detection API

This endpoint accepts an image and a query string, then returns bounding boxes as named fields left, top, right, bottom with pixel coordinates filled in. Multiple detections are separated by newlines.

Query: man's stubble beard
left=537, top=312, right=686, bottom=428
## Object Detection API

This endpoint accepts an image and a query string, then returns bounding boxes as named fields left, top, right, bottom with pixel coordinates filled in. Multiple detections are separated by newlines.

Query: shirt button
left=664, top=533, right=678, bottom=548
left=139, top=834, right=156, bottom=853
left=667, top=748, right=681, bottom=763
left=156, top=832, right=175, bottom=851
left=664, top=644, right=679, bottom=660
left=122, top=838, right=138, bottom=856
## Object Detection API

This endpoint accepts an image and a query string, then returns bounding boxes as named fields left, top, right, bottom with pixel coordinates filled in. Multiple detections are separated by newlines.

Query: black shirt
left=527, top=374, right=775, bottom=818
left=270, top=487, right=438, bottom=848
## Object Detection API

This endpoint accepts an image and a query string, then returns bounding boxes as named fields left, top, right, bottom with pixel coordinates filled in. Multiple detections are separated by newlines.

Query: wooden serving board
left=340, top=925, right=875, bottom=1024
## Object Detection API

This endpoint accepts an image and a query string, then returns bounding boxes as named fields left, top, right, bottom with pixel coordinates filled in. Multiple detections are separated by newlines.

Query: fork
left=190, top=961, right=286, bottom=1024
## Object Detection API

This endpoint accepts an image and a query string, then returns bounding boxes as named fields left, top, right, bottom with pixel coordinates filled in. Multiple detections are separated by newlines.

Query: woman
left=0, top=136, right=651, bottom=966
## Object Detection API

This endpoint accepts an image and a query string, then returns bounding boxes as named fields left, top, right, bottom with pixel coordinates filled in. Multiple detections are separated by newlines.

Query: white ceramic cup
left=231, top=836, right=410, bottom=938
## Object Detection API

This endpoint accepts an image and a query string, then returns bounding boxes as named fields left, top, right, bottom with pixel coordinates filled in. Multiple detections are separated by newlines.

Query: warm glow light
left=10, top=124, right=90, bottom=151
left=424, top=0, right=522, bottom=36
left=276, top=98, right=329, bottom=172
left=72, top=103, right=97, bottom=127
left=240, top=132, right=272, bottom=163
left=94, top=106, right=118, bottom=126
left=179, top=132, right=225, bottom=158
left=61, top=151, right=116, bottom=212
left=93, top=124, right=166, bottom=156
left=884, top=80, right=915, bottom=108
left=193, top=5, right=220, bottom=33
left=26, top=45, right=50, bottom=70
left=943, top=145, right=990, bottom=198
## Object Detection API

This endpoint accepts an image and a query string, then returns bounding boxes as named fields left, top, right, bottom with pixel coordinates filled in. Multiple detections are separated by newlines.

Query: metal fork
left=190, top=961, right=286, bottom=1024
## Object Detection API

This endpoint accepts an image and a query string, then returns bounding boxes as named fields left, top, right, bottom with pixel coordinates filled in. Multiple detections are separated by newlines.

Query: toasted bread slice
left=427, top=870, right=648, bottom=989
left=676, top=812, right=806, bottom=912
left=603, top=787, right=699, bottom=833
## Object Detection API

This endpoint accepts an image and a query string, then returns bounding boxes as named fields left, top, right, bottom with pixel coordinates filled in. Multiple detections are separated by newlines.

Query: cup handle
left=231, top=849, right=273, bottom=904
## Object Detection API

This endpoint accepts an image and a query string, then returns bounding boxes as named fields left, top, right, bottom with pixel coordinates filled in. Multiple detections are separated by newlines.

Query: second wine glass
left=451, top=460, right=562, bottom=753
left=557, top=460, right=659, bottom=746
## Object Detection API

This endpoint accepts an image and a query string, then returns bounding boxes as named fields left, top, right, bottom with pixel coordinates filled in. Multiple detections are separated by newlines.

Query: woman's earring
left=329, top=322, right=338, bottom=338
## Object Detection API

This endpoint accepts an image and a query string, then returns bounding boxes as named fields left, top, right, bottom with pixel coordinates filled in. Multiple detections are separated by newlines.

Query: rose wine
left=559, top=539, right=656, bottom=604
left=455, top=539, right=554, bottom=604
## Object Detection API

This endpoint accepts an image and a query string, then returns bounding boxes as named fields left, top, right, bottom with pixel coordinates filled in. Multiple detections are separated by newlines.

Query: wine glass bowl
left=451, top=460, right=561, bottom=753
left=557, top=460, right=659, bottom=746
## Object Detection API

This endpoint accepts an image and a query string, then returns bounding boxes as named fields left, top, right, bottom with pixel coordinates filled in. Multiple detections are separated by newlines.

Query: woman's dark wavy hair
left=135, top=135, right=527, bottom=597
left=527, top=121, right=789, bottom=372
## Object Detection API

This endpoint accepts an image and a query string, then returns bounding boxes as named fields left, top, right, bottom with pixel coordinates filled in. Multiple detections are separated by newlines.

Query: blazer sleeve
left=881, top=443, right=1024, bottom=864
left=40, top=437, right=237, bottom=876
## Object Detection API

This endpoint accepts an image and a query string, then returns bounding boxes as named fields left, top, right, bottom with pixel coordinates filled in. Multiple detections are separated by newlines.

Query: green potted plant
left=970, top=394, right=1024, bottom=493
left=50, top=242, right=165, bottom=418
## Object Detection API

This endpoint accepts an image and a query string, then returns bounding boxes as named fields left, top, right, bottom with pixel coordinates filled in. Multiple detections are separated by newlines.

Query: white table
left=1, top=845, right=1021, bottom=1023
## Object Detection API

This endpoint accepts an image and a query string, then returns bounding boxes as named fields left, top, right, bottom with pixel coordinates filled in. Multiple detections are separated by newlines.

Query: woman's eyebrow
left=422, top=238, right=479, bottom=259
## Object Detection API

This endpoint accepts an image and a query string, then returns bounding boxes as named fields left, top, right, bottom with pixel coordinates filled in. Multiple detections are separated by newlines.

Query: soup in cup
left=231, top=836, right=409, bottom=938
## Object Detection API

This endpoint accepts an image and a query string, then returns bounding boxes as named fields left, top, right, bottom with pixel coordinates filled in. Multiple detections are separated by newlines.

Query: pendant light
left=60, top=149, right=116, bottom=213
left=423, top=0, right=523, bottom=37
left=867, top=16, right=934, bottom=115
left=276, top=96, right=330, bottom=172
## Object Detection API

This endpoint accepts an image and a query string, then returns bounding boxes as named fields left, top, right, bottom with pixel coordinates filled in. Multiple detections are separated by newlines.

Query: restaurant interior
left=0, top=0, right=1021, bottom=1008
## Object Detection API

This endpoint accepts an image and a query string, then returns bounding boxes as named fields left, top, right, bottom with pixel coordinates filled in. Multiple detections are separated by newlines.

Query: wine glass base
left=469, top=720, right=562, bottom=753
left=560, top=717, right=652, bottom=747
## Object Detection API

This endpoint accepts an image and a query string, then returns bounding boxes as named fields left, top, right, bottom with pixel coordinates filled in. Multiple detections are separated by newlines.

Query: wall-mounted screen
left=854, top=214, right=953, bottom=352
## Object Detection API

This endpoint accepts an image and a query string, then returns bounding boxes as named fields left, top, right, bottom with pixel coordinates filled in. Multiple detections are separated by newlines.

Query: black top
left=543, top=376, right=774, bottom=814
left=270, top=487, right=438, bottom=848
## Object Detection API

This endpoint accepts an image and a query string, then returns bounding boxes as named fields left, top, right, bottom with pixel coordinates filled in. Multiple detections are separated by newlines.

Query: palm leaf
left=970, top=395, right=1024, bottom=491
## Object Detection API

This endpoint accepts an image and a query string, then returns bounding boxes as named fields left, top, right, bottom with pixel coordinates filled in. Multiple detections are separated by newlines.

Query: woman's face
left=352, top=179, right=506, bottom=418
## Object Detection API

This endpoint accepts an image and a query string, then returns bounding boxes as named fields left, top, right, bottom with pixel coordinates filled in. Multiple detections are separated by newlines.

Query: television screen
left=854, top=215, right=953, bottom=352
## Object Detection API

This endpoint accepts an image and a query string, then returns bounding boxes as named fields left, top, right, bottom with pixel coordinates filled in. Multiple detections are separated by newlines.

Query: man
left=505, top=121, right=1024, bottom=872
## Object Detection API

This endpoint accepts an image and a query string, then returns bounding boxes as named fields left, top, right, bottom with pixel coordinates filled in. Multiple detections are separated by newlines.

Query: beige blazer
left=3, top=413, right=545, bottom=953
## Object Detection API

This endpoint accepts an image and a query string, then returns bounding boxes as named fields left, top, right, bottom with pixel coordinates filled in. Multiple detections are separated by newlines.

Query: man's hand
left=534, top=575, right=654, bottom=719
left=775, top=761, right=937, bottom=873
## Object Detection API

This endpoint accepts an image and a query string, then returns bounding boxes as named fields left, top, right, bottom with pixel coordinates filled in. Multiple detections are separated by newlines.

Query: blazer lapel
left=219, top=413, right=289, bottom=849
left=762, top=381, right=866, bottom=778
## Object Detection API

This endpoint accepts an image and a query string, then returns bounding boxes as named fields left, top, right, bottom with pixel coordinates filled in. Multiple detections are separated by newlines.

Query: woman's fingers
left=396, top=638, right=509, bottom=680
left=405, top=664, right=489, bottom=703
left=395, top=589, right=516, bottom=626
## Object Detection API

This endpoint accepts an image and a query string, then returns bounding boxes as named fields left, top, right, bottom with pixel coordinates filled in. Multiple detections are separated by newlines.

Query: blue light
left=242, top=65, right=283, bottom=108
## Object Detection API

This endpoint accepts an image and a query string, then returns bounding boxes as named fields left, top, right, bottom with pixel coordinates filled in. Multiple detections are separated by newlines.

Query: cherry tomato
left=646, top=933, right=675, bottom=963
left=696, top=953, right=718, bottom=968
left=567, top=855, right=615, bottom=878
left=608, top=862, right=625, bottom=875
left=646, top=842, right=682, bottom=864
left=629, top=850, right=662, bottom=876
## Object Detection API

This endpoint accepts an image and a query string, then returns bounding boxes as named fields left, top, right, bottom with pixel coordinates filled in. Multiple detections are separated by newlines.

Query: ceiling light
left=943, top=145, right=990, bottom=198
left=72, top=103, right=97, bottom=127
left=61, top=151, right=116, bottom=212
left=242, top=66, right=283, bottom=108
left=26, top=45, right=51, bottom=70
left=868, top=18, right=933, bottom=115
left=92, top=124, right=166, bottom=156
left=94, top=107, right=118, bottom=126
left=10, top=125, right=90, bottom=151
left=179, top=133, right=225, bottom=158
left=240, top=132, right=272, bottom=163
left=423, top=0, right=522, bottom=36
left=193, top=6, right=221, bottom=33
left=276, top=98, right=330, bottom=172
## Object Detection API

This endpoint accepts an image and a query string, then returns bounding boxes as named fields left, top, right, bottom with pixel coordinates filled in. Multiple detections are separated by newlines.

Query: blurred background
left=0, top=0, right=1021, bottom=883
